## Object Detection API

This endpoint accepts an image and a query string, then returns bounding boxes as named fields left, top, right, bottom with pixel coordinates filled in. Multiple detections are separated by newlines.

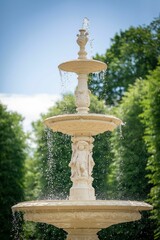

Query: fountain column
left=68, top=29, right=96, bottom=200
left=75, top=74, right=90, bottom=114
left=75, top=29, right=90, bottom=114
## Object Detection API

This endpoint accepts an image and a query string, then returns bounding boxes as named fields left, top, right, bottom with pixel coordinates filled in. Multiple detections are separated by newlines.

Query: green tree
left=141, top=64, right=160, bottom=239
left=100, top=80, right=154, bottom=240
left=89, top=17, right=160, bottom=105
left=0, top=103, right=26, bottom=240
left=108, top=80, right=150, bottom=200
left=24, top=157, right=41, bottom=201
left=88, top=17, right=160, bottom=239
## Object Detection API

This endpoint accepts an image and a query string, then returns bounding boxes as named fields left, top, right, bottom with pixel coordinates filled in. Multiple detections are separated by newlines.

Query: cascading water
left=45, top=128, right=55, bottom=199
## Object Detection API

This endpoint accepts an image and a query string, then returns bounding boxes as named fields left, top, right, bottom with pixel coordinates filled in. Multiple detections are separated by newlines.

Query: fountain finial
left=77, top=29, right=88, bottom=59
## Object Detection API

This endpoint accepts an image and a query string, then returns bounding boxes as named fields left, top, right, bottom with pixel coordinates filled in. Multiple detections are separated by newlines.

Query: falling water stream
left=82, top=17, right=90, bottom=32
left=92, top=70, right=106, bottom=82
left=82, top=17, right=94, bottom=59
left=11, top=212, right=23, bottom=240
left=45, top=127, right=55, bottom=199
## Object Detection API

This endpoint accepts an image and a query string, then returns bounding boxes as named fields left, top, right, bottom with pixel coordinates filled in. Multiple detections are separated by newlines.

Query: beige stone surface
left=44, top=113, right=123, bottom=136
left=12, top=200, right=152, bottom=238
left=58, top=59, right=107, bottom=74
left=75, top=74, right=90, bottom=113
left=77, top=29, right=88, bottom=59
left=58, top=29, right=107, bottom=75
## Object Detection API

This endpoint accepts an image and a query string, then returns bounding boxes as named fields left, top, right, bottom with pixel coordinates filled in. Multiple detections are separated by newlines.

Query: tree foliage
left=98, top=79, right=154, bottom=240
left=24, top=157, right=42, bottom=201
left=140, top=64, right=160, bottom=239
left=0, top=104, right=26, bottom=240
left=89, top=17, right=160, bottom=105
left=108, top=80, right=150, bottom=200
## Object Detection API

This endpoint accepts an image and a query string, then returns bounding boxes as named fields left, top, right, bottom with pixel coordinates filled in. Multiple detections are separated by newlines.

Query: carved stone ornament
left=77, top=29, right=88, bottom=59
left=75, top=74, right=90, bottom=113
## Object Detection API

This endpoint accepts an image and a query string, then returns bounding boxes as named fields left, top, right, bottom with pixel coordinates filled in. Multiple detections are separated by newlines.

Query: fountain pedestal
left=69, top=176, right=95, bottom=201
left=12, top=200, right=150, bottom=240
left=12, top=26, right=153, bottom=240
left=66, top=229, right=99, bottom=240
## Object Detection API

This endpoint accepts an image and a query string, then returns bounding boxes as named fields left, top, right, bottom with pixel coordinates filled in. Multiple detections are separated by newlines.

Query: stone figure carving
left=88, top=143, right=95, bottom=176
left=69, top=140, right=95, bottom=178
left=70, top=142, right=77, bottom=178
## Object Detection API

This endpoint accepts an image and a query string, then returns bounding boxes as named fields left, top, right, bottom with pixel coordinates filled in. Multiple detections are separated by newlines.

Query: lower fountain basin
left=12, top=200, right=152, bottom=230
left=44, top=114, right=123, bottom=136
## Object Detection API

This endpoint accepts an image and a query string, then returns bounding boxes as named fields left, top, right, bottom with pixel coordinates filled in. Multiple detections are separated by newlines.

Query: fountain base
left=12, top=200, right=152, bottom=239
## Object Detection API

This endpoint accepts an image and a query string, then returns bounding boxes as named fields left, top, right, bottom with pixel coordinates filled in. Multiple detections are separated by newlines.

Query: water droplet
left=82, top=17, right=90, bottom=32
left=89, top=38, right=94, bottom=59
left=11, top=212, right=23, bottom=239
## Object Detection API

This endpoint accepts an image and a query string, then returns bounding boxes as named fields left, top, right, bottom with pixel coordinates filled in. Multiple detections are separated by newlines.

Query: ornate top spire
left=77, top=29, right=88, bottom=59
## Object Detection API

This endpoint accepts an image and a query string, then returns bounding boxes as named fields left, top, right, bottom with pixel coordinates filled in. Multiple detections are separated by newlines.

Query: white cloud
left=0, top=94, right=61, bottom=132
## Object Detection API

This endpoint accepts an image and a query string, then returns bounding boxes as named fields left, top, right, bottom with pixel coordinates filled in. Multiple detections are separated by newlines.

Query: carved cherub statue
left=69, top=140, right=95, bottom=178
left=88, top=143, right=95, bottom=176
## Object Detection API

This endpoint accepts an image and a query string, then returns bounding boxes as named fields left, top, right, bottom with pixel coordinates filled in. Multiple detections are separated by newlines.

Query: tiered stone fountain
left=12, top=27, right=152, bottom=240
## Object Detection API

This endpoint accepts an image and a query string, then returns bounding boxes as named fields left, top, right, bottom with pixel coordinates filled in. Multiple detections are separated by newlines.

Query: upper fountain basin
left=44, top=113, right=123, bottom=136
left=58, top=59, right=107, bottom=74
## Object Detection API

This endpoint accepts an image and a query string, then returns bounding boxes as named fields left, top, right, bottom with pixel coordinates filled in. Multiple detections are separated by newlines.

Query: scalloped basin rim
left=12, top=200, right=152, bottom=231
left=44, top=113, right=122, bottom=122
left=12, top=200, right=153, bottom=212
left=44, top=113, right=123, bottom=136
left=44, top=113, right=123, bottom=126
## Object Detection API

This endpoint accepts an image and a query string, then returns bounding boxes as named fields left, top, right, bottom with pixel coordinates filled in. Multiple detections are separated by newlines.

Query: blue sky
left=1, top=0, right=160, bottom=95
left=0, top=0, right=159, bottom=131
